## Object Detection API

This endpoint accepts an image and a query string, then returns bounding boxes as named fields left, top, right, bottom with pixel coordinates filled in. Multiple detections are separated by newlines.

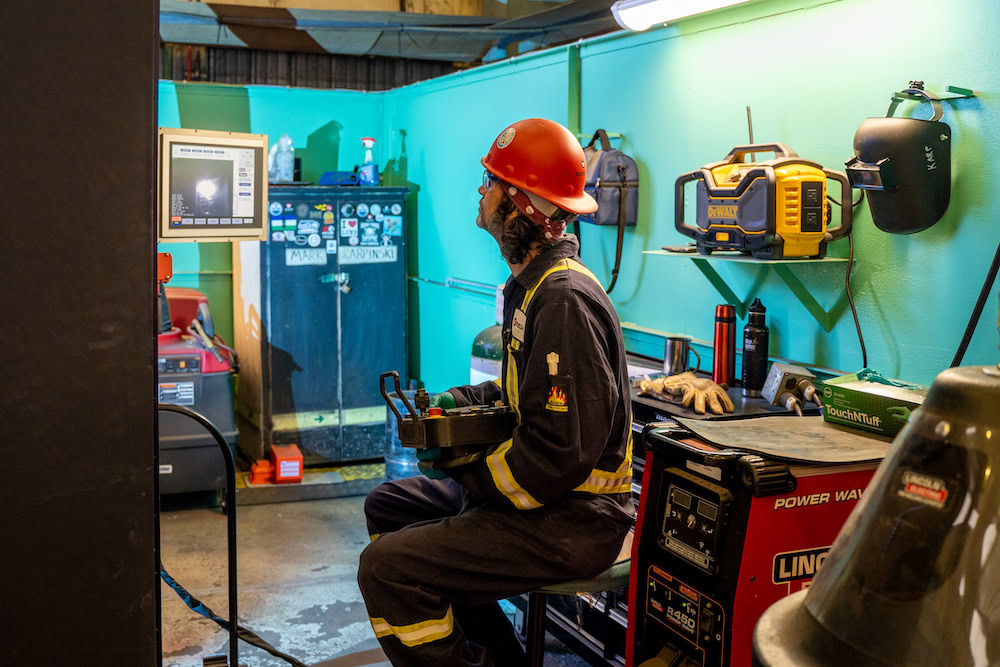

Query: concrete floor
left=160, top=495, right=593, bottom=666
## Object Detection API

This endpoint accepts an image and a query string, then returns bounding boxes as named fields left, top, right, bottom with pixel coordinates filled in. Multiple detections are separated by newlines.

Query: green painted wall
left=156, top=81, right=383, bottom=342
left=387, top=0, right=1000, bottom=391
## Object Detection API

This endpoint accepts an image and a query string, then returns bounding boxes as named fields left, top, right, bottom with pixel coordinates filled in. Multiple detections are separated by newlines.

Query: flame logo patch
left=546, top=385, right=569, bottom=412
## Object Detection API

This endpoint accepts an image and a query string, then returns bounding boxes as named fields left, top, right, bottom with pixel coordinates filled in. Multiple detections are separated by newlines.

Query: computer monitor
left=158, top=128, right=268, bottom=242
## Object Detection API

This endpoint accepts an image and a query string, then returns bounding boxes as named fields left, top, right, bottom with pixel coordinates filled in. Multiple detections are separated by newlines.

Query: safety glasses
left=482, top=169, right=502, bottom=190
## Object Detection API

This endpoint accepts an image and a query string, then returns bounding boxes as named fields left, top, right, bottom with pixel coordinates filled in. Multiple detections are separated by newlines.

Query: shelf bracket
left=689, top=258, right=749, bottom=318
left=686, top=257, right=840, bottom=330
left=770, top=265, right=837, bottom=332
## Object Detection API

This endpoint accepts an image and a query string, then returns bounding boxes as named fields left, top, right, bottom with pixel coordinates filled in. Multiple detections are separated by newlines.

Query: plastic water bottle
left=268, top=133, right=295, bottom=183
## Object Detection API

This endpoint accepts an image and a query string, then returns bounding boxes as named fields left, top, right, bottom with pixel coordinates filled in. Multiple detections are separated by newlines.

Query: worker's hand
left=887, top=406, right=912, bottom=424
left=429, top=391, right=457, bottom=410
left=681, top=377, right=735, bottom=415
left=416, top=448, right=447, bottom=480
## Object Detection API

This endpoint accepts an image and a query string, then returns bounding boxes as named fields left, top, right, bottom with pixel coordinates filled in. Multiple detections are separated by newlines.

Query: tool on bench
left=380, top=371, right=517, bottom=471
left=761, top=362, right=821, bottom=417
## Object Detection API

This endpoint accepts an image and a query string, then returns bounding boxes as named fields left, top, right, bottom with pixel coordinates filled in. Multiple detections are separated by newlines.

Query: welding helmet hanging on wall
left=753, top=364, right=1000, bottom=666
left=846, top=87, right=951, bottom=234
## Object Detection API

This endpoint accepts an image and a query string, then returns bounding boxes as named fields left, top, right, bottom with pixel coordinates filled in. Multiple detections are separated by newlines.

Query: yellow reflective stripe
left=369, top=533, right=380, bottom=542
left=573, top=469, right=632, bottom=494
left=617, top=429, right=633, bottom=475
left=520, top=262, right=569, bottom=310
left=565, top=257, right=604, bottom=287
left=520, top=258, right=603, bottom=311
left=369, top=607, right=455, bottom=647
left=574, top=429, right=633, bottom=494
left=506, top=347, right=521, bottom=422
left=487, top=438, right=542, bottom=510
left=495, top=256, right=610, bottom=509
left=492, top=378, right=502, bottom=388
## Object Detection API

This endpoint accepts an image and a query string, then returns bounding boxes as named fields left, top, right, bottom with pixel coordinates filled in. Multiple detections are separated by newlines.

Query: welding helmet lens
left=845, top=156, right=896, bottom=191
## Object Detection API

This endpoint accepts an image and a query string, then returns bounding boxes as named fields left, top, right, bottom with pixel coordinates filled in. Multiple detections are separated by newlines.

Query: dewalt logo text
left=708, top=205, right=738, bottom=218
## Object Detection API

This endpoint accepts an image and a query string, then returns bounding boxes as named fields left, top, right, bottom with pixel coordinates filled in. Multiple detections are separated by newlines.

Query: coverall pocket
left=544, top=374, right=574, bottom=414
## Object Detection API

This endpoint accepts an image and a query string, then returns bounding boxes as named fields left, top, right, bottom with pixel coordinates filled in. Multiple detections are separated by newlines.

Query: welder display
left=627, top=424, right=881, bottom=667
left=379, top=371, right=516, bottom=471
left=675, top=143, right=852, bottom=259
left=157, top=127, right=268, bottom=243
left=754, top=363, right=1000, bottom=666
left=846, top=83, right=951, bottom=234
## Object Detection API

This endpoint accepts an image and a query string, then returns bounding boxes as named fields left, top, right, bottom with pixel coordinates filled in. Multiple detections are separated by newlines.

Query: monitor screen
left=158, top=128, right=267, bottom=242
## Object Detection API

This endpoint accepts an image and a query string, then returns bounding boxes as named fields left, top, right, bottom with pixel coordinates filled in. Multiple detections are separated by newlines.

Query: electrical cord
left=950, top=236, right=1000, bottom=367
left=160, top=570, right=308, bottom=667
left=829, top=193, right=868, bottom=368
left=158, top=404, right=307, bottom=667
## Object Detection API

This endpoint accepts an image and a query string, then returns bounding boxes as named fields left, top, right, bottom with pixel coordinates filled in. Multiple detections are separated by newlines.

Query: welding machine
left=626, top=422, right=880, bottom=667
left=158, top=287, right=238, bottom=495
left=675, top=143, right=852, bottom=259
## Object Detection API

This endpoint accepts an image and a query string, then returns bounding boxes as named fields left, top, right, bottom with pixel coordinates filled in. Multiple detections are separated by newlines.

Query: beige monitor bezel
left=158, top=127, right=268, bottom=243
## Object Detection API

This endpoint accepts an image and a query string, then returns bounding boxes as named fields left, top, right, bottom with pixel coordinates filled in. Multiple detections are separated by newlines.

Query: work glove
left=415, top=447, right=447, bottom=480
left=887, top=406, right=912, bottom=424
left=640, top=373, right=734, bottom=415
left=429, top=391, right=457, bottom=410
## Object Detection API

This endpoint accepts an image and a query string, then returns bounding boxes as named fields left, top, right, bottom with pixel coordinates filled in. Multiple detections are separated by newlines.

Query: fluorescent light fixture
left=611, top=0, right=753, bottom=31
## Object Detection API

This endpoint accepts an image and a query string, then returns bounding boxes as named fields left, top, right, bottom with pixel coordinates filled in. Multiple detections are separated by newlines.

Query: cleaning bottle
left=742, top=298, right=769, bottom=397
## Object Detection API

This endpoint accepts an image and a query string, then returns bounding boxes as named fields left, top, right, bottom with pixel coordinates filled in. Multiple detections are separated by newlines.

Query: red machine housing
left=626, top=424, right=879, bottom=667
left=157, top=287, right=237, bottom=495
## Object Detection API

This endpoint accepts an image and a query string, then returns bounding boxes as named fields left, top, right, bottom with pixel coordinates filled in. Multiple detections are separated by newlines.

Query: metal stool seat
left=524, top=532, right=632, bottom=666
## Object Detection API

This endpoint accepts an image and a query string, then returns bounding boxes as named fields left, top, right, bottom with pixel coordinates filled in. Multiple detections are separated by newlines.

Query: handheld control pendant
left=379, top=371, right=516, bottom=471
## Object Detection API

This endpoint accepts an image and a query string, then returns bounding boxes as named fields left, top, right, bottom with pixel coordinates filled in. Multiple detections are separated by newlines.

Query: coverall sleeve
left=448, top=380, right=502, bottom=407
left=450, top=300, right=619, bottom=509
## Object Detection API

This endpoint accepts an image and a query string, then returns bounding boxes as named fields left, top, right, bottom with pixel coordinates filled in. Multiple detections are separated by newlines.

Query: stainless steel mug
left=663, top=336, right=701, bottom=376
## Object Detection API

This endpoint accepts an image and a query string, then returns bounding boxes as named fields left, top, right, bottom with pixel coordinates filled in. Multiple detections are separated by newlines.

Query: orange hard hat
left=481, top=118, right=598, bottom=215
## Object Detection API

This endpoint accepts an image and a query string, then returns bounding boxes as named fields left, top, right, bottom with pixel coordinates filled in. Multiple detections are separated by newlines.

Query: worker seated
left=358, top=119, right=635, bottom=667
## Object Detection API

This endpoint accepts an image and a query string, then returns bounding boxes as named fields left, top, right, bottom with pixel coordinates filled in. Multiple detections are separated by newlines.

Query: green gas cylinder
left=471, top=324, right=503, bottom=384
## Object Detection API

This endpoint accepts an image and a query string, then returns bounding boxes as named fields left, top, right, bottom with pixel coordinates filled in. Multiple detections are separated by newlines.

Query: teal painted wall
left=156, top=81, right=383, bottom=342
left=384, top=50, right=572, bottom=389
left=386, top=0, right=1000, bottom=391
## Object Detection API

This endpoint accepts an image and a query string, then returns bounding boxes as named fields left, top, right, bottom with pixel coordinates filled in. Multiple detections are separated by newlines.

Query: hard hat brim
left=481, top=158, right=599, bottom=215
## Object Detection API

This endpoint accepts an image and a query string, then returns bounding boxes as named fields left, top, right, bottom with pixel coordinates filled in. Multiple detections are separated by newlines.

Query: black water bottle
left=742, top=298, right=769, bottom=397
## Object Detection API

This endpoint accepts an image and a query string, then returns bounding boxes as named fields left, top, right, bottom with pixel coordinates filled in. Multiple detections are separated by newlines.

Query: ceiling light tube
left=611, top=0, right=753, bottom=31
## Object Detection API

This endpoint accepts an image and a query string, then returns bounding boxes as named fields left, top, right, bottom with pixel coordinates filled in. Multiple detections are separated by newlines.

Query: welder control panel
left=660, top=468, right=732, bottom=574
left=646, top=565, right=726, bottom=666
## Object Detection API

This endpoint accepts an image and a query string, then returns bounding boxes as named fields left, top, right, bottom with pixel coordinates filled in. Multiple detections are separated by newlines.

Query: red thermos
left=713, top=304, right=736, bottom=386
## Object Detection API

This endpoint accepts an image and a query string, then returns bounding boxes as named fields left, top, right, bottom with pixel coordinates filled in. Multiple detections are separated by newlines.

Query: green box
left=821, top=372, right=927, bottom=437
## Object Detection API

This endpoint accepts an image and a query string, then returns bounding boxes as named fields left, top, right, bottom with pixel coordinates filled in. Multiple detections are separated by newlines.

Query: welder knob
left=687, top=514, right=696, bottom=529
left=739, top=455, right=795, bottom=497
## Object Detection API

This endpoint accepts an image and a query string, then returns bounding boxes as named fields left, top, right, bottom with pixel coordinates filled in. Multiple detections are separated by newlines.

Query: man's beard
left=477, top=205, right=505, bottom=244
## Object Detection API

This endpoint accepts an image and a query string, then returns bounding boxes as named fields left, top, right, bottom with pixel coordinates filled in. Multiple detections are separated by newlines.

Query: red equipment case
left=626, top=423, right=880, bottom=667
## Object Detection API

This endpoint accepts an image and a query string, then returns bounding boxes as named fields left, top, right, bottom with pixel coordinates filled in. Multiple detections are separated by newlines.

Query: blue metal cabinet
left=233, top=186, right=409, bottom=463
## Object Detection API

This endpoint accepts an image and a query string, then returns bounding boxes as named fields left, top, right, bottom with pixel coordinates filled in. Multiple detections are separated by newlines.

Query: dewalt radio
left=675, top=143, right=852, bottom=259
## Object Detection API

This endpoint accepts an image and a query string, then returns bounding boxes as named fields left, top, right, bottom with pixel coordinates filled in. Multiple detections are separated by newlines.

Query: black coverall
left=359, top=236, right=634, bottom=666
